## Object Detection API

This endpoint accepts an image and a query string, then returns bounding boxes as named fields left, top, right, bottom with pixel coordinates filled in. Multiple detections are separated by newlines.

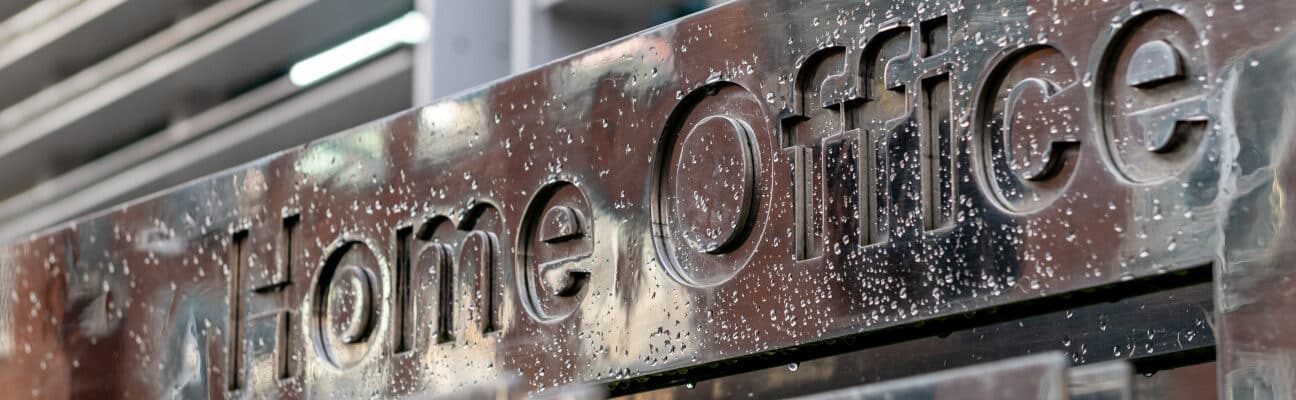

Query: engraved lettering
left=919, top=16, right=954, bottom=230
left=1099, top=10, right=1208, bottom=183
left=428, top=242, right=454, bottom=343
left=976, top=44, right=1083, bottom=212
left=520, top=181, right=595, bottom=321
left=393, top=226, right=414, bottom=353
left=418, top=205, right=509, bottom=337
left=782, top=45, right=850, bottom=261
left=226, top=229, right=248, bottom=391
left=869, top=16, right=955, bottom=237
left=652, top=82, right=773, bottom=287
left=310, top=240, right=384, bottom=369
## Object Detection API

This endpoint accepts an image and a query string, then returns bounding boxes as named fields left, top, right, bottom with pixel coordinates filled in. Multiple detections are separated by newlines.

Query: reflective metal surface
left=3, top=0, right=1296, bottom=398
left=783, top=353, right=1141, bottom=400
left=619, top=282, right=1214, bottom=399
left=788, top=353, right=1072, bottom=400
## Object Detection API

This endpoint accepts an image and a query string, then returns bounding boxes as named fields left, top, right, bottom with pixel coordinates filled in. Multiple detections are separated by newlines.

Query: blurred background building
left=0, top=0, right=718, bottom=241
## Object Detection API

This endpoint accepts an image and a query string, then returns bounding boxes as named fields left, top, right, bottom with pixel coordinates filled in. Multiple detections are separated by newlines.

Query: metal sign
left=2, top=0, right=1294, bottom=398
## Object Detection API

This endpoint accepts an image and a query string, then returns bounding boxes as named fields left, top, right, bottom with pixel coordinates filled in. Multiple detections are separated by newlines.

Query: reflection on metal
left=3, top=0, right=1296, bottom=398
left=789, top=353, right=1072, bottom=400
left=787, top=354, right=1135, bottom=396
left=617, top=282, right=1214, bottom=399
left=1070, top=362, right=1134, bottom=400
left=788, top=354, right=1134, bottom=400
left=788, top=357, right=1159, bottom=400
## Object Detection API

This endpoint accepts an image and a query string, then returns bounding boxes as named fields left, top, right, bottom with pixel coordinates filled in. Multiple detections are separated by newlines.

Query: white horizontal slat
left=0, top=49, right=414, bottom=241
left=0, top=0, right=207, bottom=110
left=0, top=0, right=411, bottom=199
